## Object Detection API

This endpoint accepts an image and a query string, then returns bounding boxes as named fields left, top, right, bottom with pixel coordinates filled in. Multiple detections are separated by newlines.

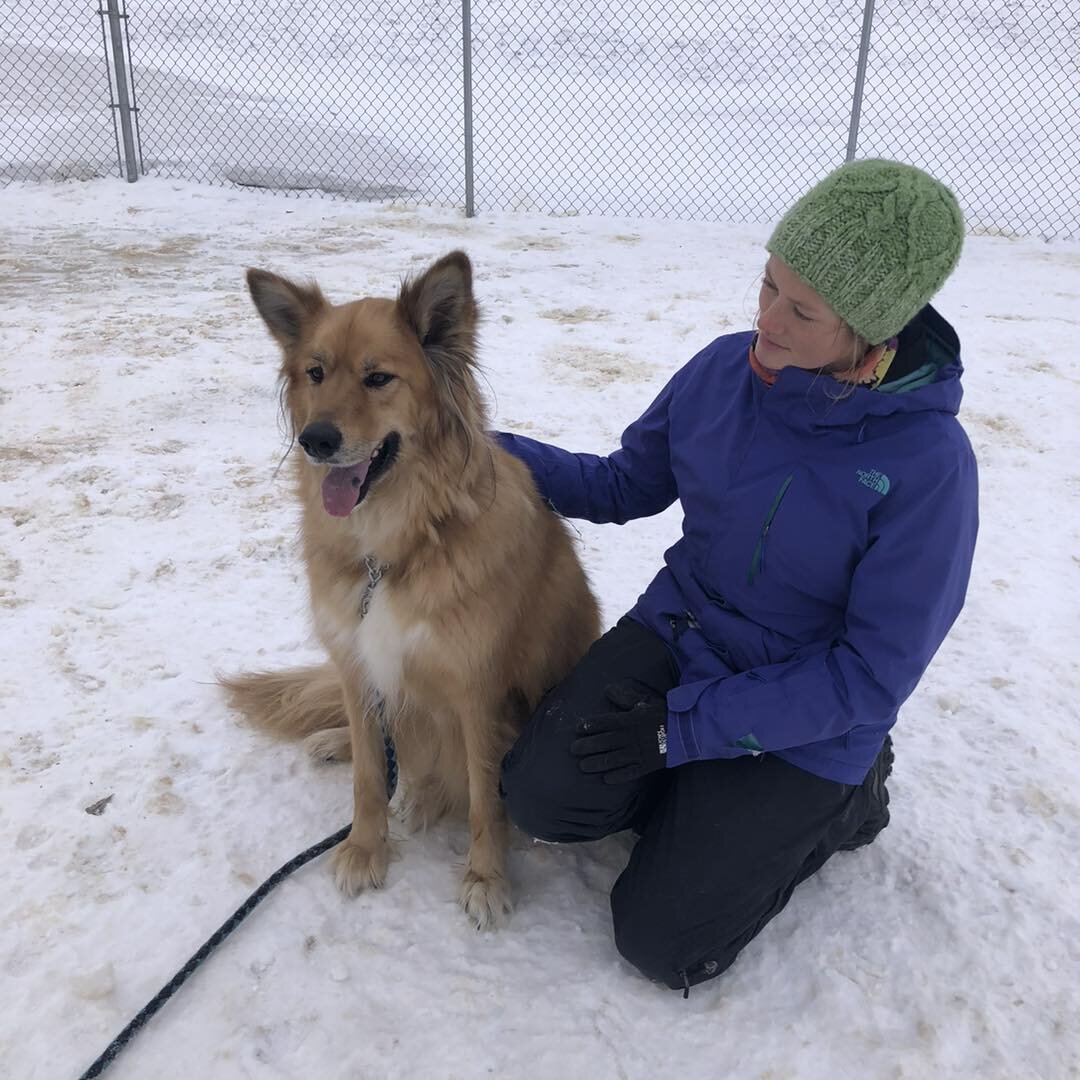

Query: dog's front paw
left=460, top=870, right=512, bottom=930
left=304, top=726, right=352, bottom=763
left=331, top=836, right=389, bottom=896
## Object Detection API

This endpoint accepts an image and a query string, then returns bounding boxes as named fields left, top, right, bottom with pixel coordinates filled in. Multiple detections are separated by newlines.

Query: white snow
left=1, top=178, right=1079, bottom=1079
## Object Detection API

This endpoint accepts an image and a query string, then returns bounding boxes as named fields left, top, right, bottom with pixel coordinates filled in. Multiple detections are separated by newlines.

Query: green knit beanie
left=766, top=159, right=964, bottom=344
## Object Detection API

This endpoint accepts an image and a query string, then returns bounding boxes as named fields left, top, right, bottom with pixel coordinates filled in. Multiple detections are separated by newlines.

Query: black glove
left=570, top=678, right=669, bottom=784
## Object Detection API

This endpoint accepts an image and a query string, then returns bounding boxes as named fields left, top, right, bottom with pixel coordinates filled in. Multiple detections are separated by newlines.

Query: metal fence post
left=845, top=0, right=876, bottom=163
left=462, top=0, right=475, bottom=216
left=105, top=0, right=138, bottom=182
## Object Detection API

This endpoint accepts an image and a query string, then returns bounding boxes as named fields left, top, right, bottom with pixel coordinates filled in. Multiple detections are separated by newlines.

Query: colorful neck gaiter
left=748, top=336, right=899, bottom=390
left=747, top=339, right=779, bottom=386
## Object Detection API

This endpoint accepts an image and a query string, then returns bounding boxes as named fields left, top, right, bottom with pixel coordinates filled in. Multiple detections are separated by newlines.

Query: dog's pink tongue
left=321, top=461, right=370, bottom=517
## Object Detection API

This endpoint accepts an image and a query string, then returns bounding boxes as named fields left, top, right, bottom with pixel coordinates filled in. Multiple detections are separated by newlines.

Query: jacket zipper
left=747, top=474, right=793, bottom=584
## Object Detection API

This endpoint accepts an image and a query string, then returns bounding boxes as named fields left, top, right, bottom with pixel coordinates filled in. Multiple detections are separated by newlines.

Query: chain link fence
left=2, top=0, right=1077, bottom=237
left=125, top=0, right=464, bottom=203
left=472, top=2, right=870, bottom=222
left=0, top=0, right=128, bottom=182
left=857, top=1, right=1078, bottom=239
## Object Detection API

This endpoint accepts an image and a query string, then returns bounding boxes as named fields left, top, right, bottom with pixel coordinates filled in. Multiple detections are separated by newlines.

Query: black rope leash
left=76, top=824, right=348, bottom=1079
left=77, top=734, right=398, bottom=1079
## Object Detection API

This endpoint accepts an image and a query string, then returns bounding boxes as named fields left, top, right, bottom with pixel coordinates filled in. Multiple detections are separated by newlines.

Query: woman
left=497, top=159, right=979, bottom=994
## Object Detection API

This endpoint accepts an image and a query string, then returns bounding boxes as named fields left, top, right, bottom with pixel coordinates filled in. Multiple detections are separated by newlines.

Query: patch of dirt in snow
left=545, top=344, right=653, bottom=387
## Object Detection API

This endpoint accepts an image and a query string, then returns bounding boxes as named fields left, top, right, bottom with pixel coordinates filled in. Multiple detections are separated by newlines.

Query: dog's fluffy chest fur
left=357, top=585, right=430, bottom=702
left=318, top=574, right=429, bottom=705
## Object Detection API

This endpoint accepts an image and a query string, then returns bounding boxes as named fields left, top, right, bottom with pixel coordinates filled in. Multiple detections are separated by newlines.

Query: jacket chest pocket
left=708, top=469, right=866, bottom=605
left=747, top=473, right=794, bottom=584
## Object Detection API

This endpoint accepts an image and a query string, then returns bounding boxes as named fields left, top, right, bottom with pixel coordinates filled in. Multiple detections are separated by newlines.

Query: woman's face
left=755, top=256, right=863, bottom=374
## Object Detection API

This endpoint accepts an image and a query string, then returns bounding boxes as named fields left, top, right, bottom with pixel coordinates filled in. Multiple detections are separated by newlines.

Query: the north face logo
left=856, top=468, right=890, bottom=495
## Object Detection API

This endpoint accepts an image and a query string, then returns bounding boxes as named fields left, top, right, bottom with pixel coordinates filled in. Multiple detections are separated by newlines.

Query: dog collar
left=360, top=553, right=389, bottom=619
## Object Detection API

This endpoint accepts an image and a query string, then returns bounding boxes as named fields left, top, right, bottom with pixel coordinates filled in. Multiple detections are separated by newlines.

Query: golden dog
left=221, top=252, right=600, bottom=926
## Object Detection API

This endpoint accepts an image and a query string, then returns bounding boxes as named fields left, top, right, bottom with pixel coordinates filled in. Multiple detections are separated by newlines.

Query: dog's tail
left=219, top=664, right=346, bottom=740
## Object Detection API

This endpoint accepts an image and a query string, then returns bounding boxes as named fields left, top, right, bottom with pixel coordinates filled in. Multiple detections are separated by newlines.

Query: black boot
left=840, top=735, right=894, bottom=851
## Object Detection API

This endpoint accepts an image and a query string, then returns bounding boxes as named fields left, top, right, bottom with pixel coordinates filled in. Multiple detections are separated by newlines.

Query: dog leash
left=76, top=734, right=398, bottom=1079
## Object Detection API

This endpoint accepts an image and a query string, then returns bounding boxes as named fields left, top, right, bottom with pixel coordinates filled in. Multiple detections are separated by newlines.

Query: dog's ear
left=246, top=269, right=326, bottom=349
left=396, top=251, right=478, bottom=368
left=397, top=252, right=484, bottom=443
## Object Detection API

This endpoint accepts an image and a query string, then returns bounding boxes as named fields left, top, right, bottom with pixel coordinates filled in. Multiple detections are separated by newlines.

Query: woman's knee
left=499, top=741, right=623, bottom=844
left=500, top=745, right=574, bottom=842
left=499, top=700, right=595, bottom=843
left=500, top=693, right=651, bottom=844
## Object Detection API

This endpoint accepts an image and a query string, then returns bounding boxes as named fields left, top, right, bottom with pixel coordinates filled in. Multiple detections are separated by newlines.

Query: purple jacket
left=499, top=307, right=979, bottom=784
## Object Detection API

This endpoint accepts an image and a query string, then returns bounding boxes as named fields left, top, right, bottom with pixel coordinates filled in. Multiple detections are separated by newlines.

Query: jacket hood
left=763, top=304, right=964, bottom=428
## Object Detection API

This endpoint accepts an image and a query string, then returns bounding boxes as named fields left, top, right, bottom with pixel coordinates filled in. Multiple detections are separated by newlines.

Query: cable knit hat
left=766, top=159, right=964, bottom=344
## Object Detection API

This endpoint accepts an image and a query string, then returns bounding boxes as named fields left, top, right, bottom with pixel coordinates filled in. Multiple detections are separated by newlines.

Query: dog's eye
left=363, top=372, right=394, bottom=389
left=306, top=365, right=324, bottom=384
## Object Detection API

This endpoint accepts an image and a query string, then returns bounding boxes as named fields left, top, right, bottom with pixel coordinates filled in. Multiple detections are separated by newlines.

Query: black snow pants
left=500, top=616, right=887, bottom=993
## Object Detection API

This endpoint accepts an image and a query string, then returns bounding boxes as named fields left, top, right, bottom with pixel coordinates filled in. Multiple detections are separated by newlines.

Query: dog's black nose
left=298, top=421, right=342, bottom=461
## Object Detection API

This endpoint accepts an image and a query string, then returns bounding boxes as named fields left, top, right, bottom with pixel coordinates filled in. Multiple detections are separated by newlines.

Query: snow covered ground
left=1, top=178, right=1079, bottom=1079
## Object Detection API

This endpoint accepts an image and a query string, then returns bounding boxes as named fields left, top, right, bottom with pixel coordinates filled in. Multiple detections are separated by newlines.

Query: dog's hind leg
left=396, top=721, right=459, bottom=832
left=457, top=699, right=514, bottom=929
left=304, top=726, right=352, bottom=763
left=401, top=773, right=455, bottom=832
